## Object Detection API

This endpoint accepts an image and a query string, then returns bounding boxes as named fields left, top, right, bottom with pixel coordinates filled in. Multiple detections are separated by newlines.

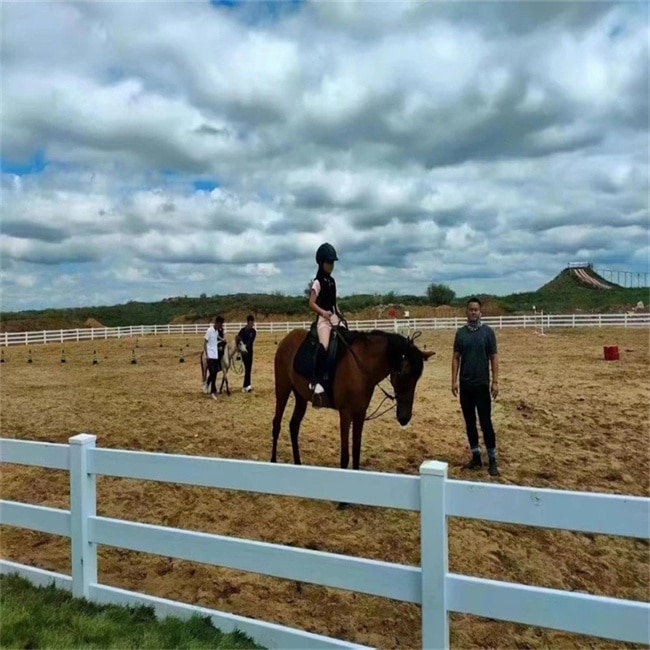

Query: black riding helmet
left=315, top=242, right=338, bottom=264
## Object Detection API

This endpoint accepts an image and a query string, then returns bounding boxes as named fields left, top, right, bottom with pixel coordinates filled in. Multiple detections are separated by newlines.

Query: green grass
left=0, top=574, right=264, bottom=649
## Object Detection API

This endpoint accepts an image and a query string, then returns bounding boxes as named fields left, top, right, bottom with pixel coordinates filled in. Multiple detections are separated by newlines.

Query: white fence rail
left=1, top=312, right=649, bottom=347
left=1, top=435, right=649, bottom=649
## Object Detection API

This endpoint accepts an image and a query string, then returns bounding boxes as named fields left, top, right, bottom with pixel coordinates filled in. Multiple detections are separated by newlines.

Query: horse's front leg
left=336, top=412, right=352, bottom=511
left=289, top=392, right=308, bottom=465
left=351, top=414, right=365, bottom=471
left=338, top=411, right=351, bottom=470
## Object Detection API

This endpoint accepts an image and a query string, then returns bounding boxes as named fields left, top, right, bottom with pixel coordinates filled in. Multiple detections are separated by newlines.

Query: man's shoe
left=463, top=455, right=482, bottom=470
left=488, top=459, right=500, bottom=476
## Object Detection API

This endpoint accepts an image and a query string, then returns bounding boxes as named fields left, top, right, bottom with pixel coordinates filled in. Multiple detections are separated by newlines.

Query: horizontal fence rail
left=0, top=501, right=71, bottom=537
left=446, top=575, right=649, bottom=645
left=89, top=448, right=421, bottom=511
left=1, top=434, right=649, bottom=649
left=1, top=312, right=649, bottom=346
left=0, top=439, right=70, bottom=470
left=445, top=480, right=650, bottom=539
left=91, top=516, right=421, bottom=603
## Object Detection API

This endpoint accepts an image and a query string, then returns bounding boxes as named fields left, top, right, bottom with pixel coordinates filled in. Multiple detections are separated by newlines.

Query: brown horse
left=270, top=326, right=435, bottom=473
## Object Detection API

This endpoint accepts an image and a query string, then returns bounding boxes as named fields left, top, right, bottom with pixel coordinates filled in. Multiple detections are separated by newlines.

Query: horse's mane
left=347, top=328, right=424, bottom=376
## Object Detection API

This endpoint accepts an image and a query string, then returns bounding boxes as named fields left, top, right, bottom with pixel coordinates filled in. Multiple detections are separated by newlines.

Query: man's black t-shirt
left=453, top=324, right=497, bottom=386
left=237, top=326, right=257, bottom=350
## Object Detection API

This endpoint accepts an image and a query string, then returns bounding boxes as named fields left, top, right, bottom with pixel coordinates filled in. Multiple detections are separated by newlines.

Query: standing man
left=236, top=314, right=257, bottom=392
left=203, top=316, right=221, bottom=400
left=451, top=297, right=500, bottom=476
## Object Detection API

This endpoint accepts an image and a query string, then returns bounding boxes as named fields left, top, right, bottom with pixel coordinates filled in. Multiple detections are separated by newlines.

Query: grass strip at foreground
left=0, top=573, right=264, bottom=649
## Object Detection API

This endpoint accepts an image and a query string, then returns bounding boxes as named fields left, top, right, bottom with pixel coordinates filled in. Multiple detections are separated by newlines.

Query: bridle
left=334, top=326, right=423, bottom=421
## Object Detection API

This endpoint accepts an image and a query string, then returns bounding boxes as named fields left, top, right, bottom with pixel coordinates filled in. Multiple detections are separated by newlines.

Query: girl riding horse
left=308, top=242, right=344, bottom=396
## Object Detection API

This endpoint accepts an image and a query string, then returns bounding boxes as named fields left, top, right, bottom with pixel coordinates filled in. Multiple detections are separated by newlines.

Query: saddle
left=293, top=321, right=358, bottom=407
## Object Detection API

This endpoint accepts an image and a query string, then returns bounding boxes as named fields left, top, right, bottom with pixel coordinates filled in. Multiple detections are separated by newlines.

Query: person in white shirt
left=203, top=316, right=221, bottom=400
left=215, top=316, right=227, bottom=359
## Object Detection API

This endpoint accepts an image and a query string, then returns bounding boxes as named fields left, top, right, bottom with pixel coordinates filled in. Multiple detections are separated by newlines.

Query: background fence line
left=1, top=435, right=649, bottom=649
left=2, top=312, right=649, bottom=347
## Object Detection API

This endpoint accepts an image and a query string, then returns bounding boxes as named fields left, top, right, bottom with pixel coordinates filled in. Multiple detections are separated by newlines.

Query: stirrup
left=309, top=382, right=325, bottom=395
left=311, top=390, right=324, bottom=409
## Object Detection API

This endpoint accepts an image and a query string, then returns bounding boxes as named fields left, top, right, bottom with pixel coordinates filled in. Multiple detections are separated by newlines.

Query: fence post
left=420, top=460, right=449, bottom=650
left=69, top=433, right=97, bottom=598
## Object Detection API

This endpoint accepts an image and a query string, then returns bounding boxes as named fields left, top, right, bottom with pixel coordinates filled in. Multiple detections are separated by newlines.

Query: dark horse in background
left=271, top=324, right=435, bottom=474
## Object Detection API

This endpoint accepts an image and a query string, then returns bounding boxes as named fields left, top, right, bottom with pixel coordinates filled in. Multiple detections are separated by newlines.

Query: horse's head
left=236, top=340, right=248, bottom=356
left=387, top=331, right=435, bottom=426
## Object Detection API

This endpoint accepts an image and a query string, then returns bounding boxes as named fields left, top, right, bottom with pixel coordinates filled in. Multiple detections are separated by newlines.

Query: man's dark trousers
left=207, top=358, right=219, bottom=395
left=459, top=382, right=496, bottom=450
left=243, top=350, right=253, bottom=388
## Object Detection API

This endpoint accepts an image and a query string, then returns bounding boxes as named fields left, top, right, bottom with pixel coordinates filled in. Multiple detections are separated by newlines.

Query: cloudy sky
left=1, top=0, right=648, bottom=312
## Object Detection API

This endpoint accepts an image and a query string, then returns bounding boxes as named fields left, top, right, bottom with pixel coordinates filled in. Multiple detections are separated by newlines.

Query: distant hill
left=540, top=265, right=619, bottom=292
left=1, top=266, right=647, bottom=331
left=500, top=265, right=648, bottom=314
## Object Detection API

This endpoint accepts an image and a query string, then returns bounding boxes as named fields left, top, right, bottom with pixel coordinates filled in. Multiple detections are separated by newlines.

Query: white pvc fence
left=1, top=435, right=649, bottom=649
left=2, top=312, right=649, bottom=347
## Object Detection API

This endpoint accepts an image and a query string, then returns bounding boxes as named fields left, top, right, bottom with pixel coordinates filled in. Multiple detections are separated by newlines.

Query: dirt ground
left=1, top=326, right=648, bottom=649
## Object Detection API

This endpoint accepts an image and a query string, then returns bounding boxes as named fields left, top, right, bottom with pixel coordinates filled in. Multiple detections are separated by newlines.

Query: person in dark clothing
left=451, top=297, right=500, bottom=476
left=236, top=314, right=257, bottom=392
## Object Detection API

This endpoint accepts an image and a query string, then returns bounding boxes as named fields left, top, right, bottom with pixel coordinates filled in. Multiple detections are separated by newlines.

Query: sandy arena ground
left=1, top=326, right=649, bottom=649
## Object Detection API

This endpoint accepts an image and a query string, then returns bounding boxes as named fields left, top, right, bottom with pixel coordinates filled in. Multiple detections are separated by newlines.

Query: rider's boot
left=309, top=344, right=327, bottom=395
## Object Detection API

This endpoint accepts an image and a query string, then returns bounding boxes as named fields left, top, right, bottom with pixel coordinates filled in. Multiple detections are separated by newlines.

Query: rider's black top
left=314, top=268, right=337, bottom=314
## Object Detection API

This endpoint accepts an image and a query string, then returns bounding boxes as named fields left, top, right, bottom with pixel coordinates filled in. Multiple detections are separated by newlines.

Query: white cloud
left=14, top=274, right=37, bottom=288
left=241, top=263, right=281, bottom=277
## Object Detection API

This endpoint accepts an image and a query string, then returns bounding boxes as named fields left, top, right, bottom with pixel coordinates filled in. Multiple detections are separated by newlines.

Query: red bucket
left=603, top=345, right=619, bottom=361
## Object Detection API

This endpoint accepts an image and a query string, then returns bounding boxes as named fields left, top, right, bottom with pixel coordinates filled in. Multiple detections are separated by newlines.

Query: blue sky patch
left=210, top=0, right=304, bottom=22
left=1, top=150, right=46, bottom=176
left=192, top=179, right=219, bottom=192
